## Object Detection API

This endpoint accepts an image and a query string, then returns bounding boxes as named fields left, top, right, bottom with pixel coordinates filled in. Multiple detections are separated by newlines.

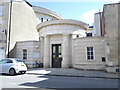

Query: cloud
left=80, top=10, right=99, bottom=26
left=109, top=0, right=120, bottom=3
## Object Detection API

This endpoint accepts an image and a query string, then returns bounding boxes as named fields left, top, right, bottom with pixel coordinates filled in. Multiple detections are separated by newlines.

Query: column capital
left=40, top=37, right=44, bottom=40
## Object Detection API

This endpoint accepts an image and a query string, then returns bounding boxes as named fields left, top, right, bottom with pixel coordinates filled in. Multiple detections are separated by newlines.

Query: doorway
left=52, top=44, right=62, bottom=68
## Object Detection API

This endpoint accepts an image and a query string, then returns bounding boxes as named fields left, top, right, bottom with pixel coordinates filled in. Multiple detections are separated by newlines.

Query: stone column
left=43, top=36, right=50, bottom=68
left=40, top=37, right=44, bottom=63
left=62, top=34, right=69, bottom=68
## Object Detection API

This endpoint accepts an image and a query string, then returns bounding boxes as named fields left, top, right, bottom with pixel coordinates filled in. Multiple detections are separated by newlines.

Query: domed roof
left=37, top=19, right=88, bottom=31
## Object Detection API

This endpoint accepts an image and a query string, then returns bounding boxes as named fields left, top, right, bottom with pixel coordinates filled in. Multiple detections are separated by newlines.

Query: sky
left=28, top=0, right=120, bottom=26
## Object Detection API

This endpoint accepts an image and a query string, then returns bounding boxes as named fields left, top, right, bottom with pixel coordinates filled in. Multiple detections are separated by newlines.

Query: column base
left=62, top=63, right=72, bottom=68
left=43, top=63, right=50, bottom=68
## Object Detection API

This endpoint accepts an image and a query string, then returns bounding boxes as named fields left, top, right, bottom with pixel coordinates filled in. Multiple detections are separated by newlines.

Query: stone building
left=0, top=0, right=119, bottom=73
left=92, top=2, right=120, bottom=73
left=103, top=3, right=120, bottom=73
left=0, top=0, right=39, bottom=65
left=37, top=19, right=88, bottom=68
left=0, top=0, right=9, bottom=60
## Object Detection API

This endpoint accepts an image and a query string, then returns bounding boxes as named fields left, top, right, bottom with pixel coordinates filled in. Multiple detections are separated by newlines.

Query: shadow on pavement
left=19, top=75, right=119, bottom=88
left=0, top=73, right=25, bottom=76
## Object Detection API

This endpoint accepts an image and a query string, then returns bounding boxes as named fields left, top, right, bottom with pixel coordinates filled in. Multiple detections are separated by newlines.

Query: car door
left=3, top=59, right=14, bottom=73
left=1, top=59, right=13, bottom=73
left=0, top=59, right=8, bottom=73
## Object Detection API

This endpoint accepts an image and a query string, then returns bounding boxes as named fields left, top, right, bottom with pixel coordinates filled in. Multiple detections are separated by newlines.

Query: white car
left=0, top=58, right=27, bottom=75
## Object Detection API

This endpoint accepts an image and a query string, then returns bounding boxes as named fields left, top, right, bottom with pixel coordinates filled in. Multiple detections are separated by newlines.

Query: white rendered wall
left=9, top=1, right=39, bottom=54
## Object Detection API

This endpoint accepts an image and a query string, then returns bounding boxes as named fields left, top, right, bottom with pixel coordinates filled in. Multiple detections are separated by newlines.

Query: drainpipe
left=7, top=0, right=12, bottom=58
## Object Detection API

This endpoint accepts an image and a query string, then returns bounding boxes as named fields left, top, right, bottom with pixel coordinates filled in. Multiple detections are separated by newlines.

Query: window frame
left=23, top=49, right=27, bottom=60
left=86, top=46, right=95, bottom=61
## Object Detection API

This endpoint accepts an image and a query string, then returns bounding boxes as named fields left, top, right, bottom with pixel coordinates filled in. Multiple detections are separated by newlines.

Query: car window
left=0, top=59, right=7, bottom=64
left=0, top=59, right=13, bottom=64
left=0, top=60, right=2, bottom=64
left=7, top=59, right=13, bottom=63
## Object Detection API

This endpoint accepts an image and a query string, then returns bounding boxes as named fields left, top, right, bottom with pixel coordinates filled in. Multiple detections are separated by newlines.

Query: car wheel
left=9, top=68, right=16, bottom=75
left=24, top=71, right=26, bottom=74
left=22, top=71, right=26, bottom=74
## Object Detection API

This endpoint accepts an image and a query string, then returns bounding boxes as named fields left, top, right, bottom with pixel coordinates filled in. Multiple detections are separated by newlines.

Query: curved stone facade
left=33, top=6, right=63, bottom=23
left=37, top=19, right=88, bottom=68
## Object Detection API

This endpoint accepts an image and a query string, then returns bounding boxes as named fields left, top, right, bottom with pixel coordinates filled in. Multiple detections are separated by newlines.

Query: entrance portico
left=37, top=19, right=88, bottom=68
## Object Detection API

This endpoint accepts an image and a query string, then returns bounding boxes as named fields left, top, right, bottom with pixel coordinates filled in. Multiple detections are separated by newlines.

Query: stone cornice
left=34, top=11, right=61, bottom=20
left=37, top=19, right=88, bottom=32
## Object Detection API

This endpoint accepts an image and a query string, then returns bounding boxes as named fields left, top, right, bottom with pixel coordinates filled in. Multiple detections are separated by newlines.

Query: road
left=0, top=73, right=119, bottom=88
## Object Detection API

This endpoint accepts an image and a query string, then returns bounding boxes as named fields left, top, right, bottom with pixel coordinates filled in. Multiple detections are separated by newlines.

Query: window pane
left=87, top=52, right=90, bottom=55
left=7, top=60, right=13, bottom=63
left=91, top=47, right=93, bottom=51
left=53, top=55, right=56, bottom=58
left=1, top=59, right=7, bottom=64
left=59, top=45, right=62, bottom=53
left=87, top=56, right=90, bottom=59
left=87, top=47, right=90, bottom=51
left=89, top=47, right=92, bottom=51
left=23, top=49, right=27, bottom=59
left=91, top=56, right=94, bottom=59
left=59, top=55, right=62, bottom=58
left=91, top=52, right=93, bottom=55
left=53, top=46, right=56, bottom=53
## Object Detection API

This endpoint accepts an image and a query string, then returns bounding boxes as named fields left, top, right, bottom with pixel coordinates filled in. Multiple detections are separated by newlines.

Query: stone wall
left=73, top=36, right=106, bottom=70
left=13, top=41, right=40, bottom=68
left=94, top=12, right=102, bottom=36
left=104, top=3, right=120, bottom=73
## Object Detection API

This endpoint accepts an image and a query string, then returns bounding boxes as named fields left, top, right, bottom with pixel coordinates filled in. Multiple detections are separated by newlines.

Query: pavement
left=27, top=68, right=120, bottom=79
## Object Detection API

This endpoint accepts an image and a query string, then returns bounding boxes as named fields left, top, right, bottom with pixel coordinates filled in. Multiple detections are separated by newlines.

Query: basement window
left=86, top=33, right=92, bottom=37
